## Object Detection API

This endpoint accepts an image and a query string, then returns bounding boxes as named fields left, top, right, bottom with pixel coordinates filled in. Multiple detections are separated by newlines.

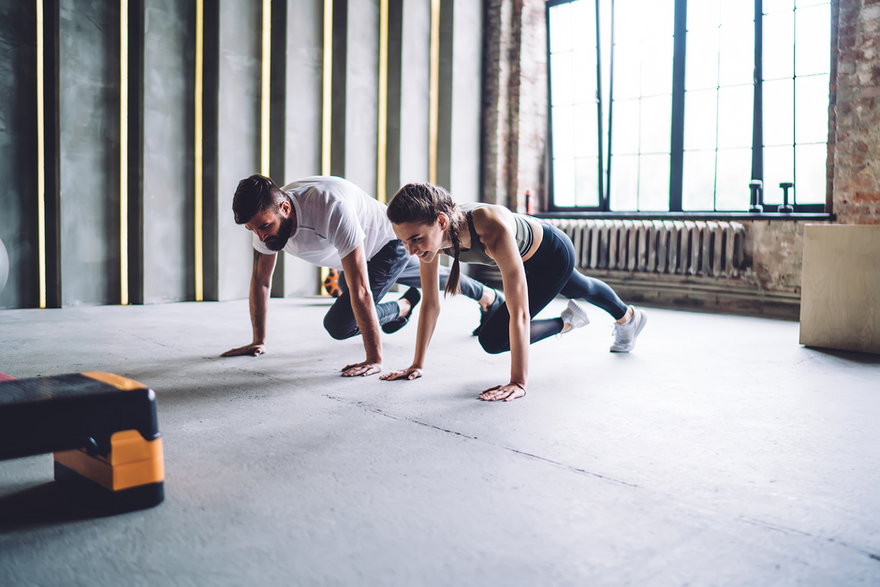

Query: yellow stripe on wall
left=377, top=0, right=388, bottom=202
left=260, top=0, right=272, bottom=176
left=321, top=0, right=333, bottom=176
left=428, top=0, right=440, bottom=185
left=194, top=0, right=204, bottom=301
left=36, top=0, right=47, bottom=309
left=120, top=0, right=129, bottom=305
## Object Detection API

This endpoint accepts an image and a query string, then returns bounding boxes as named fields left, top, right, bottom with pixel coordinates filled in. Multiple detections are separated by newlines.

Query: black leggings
left=477, top=223, right=629, bottom=354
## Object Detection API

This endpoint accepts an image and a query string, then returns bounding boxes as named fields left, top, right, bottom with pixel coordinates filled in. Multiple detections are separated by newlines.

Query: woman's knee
left=478, top=331, right=509, bottom=355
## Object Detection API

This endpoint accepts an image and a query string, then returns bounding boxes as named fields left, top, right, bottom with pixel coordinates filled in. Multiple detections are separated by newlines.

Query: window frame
left=545, top=0, right=832, bottom=216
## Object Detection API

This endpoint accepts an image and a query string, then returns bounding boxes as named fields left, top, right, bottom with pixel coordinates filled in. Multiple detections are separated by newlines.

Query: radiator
left=545, top=219, right=747, bottom=278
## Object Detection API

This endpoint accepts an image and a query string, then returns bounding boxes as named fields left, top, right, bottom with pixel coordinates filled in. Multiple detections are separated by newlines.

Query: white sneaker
left=561, top=300, right=590, bottom=332
left=610, top=306, right=647, bottom=352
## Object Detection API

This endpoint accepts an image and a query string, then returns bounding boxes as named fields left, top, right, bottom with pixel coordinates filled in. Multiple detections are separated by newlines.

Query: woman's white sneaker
left=610, top=307, right=647, bottom=352
left=561, top=300, right=590, bottom=332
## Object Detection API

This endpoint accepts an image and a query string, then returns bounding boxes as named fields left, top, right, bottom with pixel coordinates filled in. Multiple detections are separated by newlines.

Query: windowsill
left=536, top=211, right=835, bottom=222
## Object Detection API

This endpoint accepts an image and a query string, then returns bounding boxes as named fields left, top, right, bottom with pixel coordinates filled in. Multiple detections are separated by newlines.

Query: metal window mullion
left=603, top=0, right=614, bottom=210
left=594, top=0, right=605, bottom=209
left=669, top=0, right=687, bottom=212
left=545, top=1, right=557, bottom=209
left=751, top=0, right=764, bottom=198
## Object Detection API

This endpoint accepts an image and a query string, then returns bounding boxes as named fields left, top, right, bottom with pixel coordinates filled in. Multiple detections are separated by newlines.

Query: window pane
left=641, top=41, right=674, bottom=96
left=721, top=1, right=754, bottom=23
left=611, top=99, right=640, bottom=155
left=638, top=154, right=671, bottom=211
left=795, top=143, right=827, bottom=204
left=613, top=38, right=642, bottom=99
left=763, top=145, right=795, bottom=205
left=687, top=0, right=720, bottom=30
left=549, top=2, right=574, bottom=54
left=718, top=20, right=754, bottom=86
left=685, top=30, right=719, bottom=91
left=763, top=11, right=794, bottom=80
left=610, top=155, right=639, bottom=211
left=573, top=103, right=599, bottom=157
left=553, top=157, right=576, bottom=207
left=550, top=52, right=573, bottom=106
left=640, top=94, right=672, bottom=154
left=765, top=0, right=794, bottom=13
left=684, top=89, right=718, bottom=151
left=796, top=4, right=831, bottom=76
left=763, top=78, right=794, bottom=146
left=682, top=150, right=717, bottom=211
left=795, top=74, right=829, bottom=144
left=715, top=148, right=752, bottom=210
left=716, top=85, right=754, bottom=149
left=575, top=157, right=601, bottom=207
left=552, top=105, right=574, bottom=160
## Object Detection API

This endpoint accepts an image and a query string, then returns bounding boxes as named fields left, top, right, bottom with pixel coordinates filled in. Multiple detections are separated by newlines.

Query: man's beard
left=264, top=215, right=295, bottom=251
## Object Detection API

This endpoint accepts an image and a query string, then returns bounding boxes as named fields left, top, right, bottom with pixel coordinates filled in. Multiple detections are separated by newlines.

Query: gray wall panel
left=142, top=0, right=195, bottom=303
left=399, top=0, right=430, bottom=189
left=344, top=0, right=378, bottom=196
left=59, top=0, right=121, bottom=306
left=216, top=0, right=261, bottom=301
left=283, top=0, right=323, bottom=296
left=0, top=2, right=38, bottom=308
left=449, top=0, right=482, bottom=201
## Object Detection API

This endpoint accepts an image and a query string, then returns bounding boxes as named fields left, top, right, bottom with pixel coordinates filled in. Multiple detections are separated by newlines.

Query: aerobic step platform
left=0, top=372, right=164, bottom=512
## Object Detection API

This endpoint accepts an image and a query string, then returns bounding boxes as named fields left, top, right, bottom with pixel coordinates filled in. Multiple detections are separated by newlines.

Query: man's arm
left=221, top=252, right=277, bottom=357
left=338, top=245, right=383, bottom=377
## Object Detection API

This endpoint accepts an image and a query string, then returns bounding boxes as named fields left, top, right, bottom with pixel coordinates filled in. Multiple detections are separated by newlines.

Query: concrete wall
left=59, top=0, right=121, bottom=306
left=280, top=0, right=323, bottom=297
left=0, top=2, right=38, bottom=308
left=141, top=0, right=195, bottom=303
left=213, top=1, right=261, bottom=302
left=0, top=0, right=485, bottom=309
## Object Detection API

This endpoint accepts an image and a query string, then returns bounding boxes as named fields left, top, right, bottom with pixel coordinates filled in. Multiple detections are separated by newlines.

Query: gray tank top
left=444, top=203, right=534, bottom=267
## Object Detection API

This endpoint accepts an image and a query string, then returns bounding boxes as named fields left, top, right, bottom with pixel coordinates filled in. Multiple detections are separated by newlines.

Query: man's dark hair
left=232, top=174, right=287, bottom=224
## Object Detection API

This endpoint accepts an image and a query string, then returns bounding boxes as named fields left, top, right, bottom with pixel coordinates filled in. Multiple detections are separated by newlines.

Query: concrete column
left=0, top=2, right=39, bottom=308
left=59, top=0, right=121, bottom=306
left=139, top=0, right=196, bottom=303
left=444, top=0, right=483, bottom=202
left=343, top=0, right=379, bottom=195
left=481, top=0, right=548, bottom=211
left=281, top=0, right=324, bottom=296
left=210, top=0, right=261, bottom=301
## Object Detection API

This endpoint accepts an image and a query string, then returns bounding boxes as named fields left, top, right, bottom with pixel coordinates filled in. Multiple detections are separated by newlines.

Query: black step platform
left=0, top=372, right=164, bottom=512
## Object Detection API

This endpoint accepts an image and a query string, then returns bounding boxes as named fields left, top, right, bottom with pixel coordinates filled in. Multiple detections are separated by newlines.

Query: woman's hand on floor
left=380, top=366, right=423, bottom=381
left=478, top=382, right=526, bottom=402
left=220, top=343, right=266, bottom=357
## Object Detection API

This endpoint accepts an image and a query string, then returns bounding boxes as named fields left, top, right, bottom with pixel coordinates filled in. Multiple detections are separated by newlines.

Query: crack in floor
left=324, top=393, right=879, bottom=563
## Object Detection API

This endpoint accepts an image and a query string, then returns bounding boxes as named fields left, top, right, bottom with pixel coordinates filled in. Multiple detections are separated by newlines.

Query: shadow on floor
left=805, top=346, right=880, bottom=365
left=0, top=482, right=118, bottom=531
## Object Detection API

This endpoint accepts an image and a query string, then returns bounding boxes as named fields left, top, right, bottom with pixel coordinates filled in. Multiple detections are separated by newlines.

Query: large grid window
left=547, top=0, right=832, bottom=212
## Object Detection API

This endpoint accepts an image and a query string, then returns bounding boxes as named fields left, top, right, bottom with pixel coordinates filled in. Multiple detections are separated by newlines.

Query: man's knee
left=323, top=312, right=358, bottom=340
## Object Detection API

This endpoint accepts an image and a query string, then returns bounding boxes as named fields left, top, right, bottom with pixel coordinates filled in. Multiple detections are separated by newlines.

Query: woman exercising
left=380, top=183, right=646, bottom=401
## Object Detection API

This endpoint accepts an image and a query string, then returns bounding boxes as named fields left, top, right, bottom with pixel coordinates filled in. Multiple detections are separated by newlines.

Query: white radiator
left=545, top=219, right=747, bottom=278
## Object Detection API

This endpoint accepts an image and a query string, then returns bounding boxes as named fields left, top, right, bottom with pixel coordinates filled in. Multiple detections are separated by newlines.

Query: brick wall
left=833, top=0, right=880, bottom=224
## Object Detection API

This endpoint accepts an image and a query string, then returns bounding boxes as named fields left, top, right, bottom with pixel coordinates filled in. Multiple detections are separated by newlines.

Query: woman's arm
left=472, top=206, right=529, bottom=401
left=380, top=256, right=442, bottom=381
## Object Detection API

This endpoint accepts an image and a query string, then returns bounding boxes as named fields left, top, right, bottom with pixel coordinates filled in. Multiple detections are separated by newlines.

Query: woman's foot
left=610, top=306, right=647, bottom=352
left=560, top=300, right=590, bottom=333
left=382, top=288, right=421, bottom=334
left=473, top=288, right=505, bottom=336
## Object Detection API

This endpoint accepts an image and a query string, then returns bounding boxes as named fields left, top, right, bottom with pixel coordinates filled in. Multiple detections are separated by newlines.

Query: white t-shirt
left=252, top=176, right=395, bottom=270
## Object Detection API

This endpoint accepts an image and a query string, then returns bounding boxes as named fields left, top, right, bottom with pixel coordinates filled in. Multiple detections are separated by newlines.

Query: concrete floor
left=1, top=296, right=879, bottom=586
